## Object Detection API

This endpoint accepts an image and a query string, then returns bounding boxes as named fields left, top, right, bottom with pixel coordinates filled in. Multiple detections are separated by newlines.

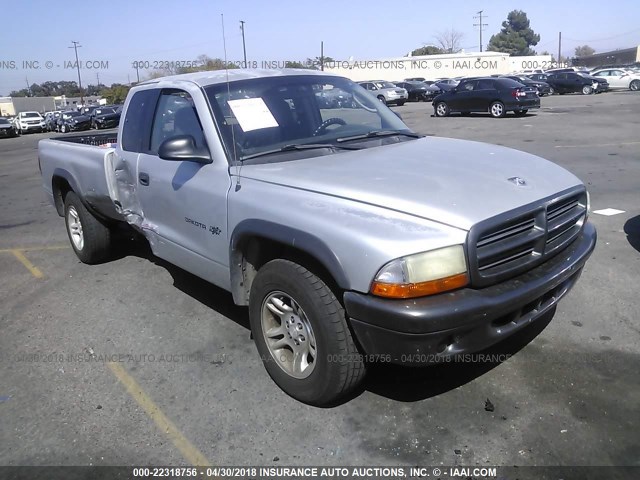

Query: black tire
left=489, top=101, right=506, bottom=118
left=514, top=109, right=528, bottom=117
left=630, top=80, right=640, bottom=92
left=549, top=87, right=555, bottom=95
left=60, top=124, right=67, bottom=133
left=582, top=85, right=593, bottom=95
left=396, top=100, right=405, bottom=106
left=434, top=102, right=450, bottom=117
left=377, top=95, right=386, bottom=105
left=63, top=191, right=112, bottom=264
left=249, top=259, right=366, bottom=406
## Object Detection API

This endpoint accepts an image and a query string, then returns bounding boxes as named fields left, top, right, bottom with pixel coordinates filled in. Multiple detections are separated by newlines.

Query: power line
left=473, top=10, right=488, bottom=52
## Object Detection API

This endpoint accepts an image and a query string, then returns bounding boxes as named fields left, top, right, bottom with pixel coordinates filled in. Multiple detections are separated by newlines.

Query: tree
left=100, top=84, right=131, bottom=104
left=408, top=45, right=444, bottom=56
left=574, top=45, right=595, bottom=57
left=487, top=10, right=540, bottom=56
left=434, top=29, right=464, bottom=53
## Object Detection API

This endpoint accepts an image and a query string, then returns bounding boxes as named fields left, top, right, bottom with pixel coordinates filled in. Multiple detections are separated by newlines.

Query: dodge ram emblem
left=508, top=176, right=527, bottom=186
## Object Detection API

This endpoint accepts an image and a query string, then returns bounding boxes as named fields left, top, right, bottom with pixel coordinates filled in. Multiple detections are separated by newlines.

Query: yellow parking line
left=0, top=245, right=68, bottom=253
left=10, top=249, right=44, bottom=278
left=107, top=362, right=212, bottom=467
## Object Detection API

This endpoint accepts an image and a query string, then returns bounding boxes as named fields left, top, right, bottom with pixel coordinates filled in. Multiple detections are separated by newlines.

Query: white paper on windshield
left=227, top=98, right=279, bottom=132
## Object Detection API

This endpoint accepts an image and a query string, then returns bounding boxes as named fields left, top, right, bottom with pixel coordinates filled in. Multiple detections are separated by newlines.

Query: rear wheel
left=489, top=101, right=506, bottom=118
left=582, top=85, right=593, bottom=95
left=549, top=87, right=555, bottom=95
left=434, top=102, right=450, bottom=117
left=64, top=192, right=112, bottom=264
left=249, top=259, right=366, bottom=406
left=630, top=80, right=640, bottom=91
left=396, top=100, right=405, bottom=106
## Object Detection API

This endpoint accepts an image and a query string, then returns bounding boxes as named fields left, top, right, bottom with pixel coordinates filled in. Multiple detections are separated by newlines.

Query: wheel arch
left=229, top=220, right=350, bottom=306
left=52, top=169, right=80, bottom=216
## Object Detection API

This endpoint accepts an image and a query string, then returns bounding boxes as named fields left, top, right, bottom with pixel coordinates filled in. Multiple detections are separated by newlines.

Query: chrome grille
left=469, top=189, right=587, bottom=287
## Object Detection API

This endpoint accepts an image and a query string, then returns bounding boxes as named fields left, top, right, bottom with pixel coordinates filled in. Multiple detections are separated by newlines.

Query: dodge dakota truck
left=39, top=69, right=596, bottom=406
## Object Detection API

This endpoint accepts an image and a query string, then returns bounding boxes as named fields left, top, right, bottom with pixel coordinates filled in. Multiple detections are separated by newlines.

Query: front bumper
left=20, top=123, right=45, bottom=132
left=344, top=221, right=596, bottom=365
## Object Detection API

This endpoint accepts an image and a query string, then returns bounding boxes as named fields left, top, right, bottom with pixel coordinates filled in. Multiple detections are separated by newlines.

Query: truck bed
left=50, top=132, right=118, bottom=147
left=39, top=133, right=124, bottom=222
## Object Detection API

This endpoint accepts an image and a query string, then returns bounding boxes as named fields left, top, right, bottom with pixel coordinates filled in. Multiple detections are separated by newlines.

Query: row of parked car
left=0, top=105, right=123, bottom=138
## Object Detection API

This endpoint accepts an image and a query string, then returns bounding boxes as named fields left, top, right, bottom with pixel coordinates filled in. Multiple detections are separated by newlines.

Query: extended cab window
left=150, top=90, right=205, bottom=154
left=121, top=89, right=158, bottom=153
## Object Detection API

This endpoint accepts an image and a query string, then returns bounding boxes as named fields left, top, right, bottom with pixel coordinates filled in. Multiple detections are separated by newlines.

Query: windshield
left=205, top=75, right=413, bottom=164
left=95, top=108, right=115, bottom=115
left=0, top=118, right=9, bottom=124
left=23, top=112, right=41, bottom=118
left=63, top=112, right=80, bottom=118
left=374, top=81, right=396, bottom=89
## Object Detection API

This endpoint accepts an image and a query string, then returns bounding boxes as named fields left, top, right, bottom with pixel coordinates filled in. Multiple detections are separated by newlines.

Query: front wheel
left=489, top=101, right=506, bottom=118
left=396, top=100, right=405, bottom=106
left=377, top=95, right=387, bottom=105
left=582, top=85, right=593, bottom=95
left=434, top=102, right=450, bottom=117
left=249, top=259, right=366, bottom=406
left=60, top=124, right=68, bottom=133
left=548, top=87, right=555, bottom=95
left=630, top=80, right=640, bottom=91
left=64, top=192, right=112, bottom=264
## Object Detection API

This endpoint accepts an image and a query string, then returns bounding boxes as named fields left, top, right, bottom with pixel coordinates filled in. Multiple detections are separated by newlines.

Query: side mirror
left=158, top=135, right=212, bottom=164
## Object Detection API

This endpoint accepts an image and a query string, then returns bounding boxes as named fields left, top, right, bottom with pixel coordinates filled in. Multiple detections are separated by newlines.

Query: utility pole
left=473, top=10, right=488, bottom=52
left=558, top=32, right=562, bottom=66
left=69, top=41, right=84, bottom=105
left=239, top=20, right=247, bottom=67
left=25, top=76, right=31, bottom=96
left=320, top=41, right=324, bottom=71
left=96, top=72, right=100, bottom=86
left=135, top=64, right=140, bottom=83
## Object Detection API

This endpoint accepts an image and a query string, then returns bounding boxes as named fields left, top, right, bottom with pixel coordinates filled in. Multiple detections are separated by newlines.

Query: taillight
left=512, top=89, right=527, bottom=98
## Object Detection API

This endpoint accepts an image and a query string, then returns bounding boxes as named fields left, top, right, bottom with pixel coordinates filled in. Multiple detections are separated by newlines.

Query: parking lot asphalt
left=1, top=92, right=639, bottom=473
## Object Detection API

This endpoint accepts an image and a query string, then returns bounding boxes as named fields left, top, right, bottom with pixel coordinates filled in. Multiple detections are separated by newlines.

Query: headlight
left=371, top=245, right=468, bottom=298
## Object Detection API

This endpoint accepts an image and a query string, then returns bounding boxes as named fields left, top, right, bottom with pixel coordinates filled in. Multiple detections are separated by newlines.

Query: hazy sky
left=1, top=0, right=639, bottom=94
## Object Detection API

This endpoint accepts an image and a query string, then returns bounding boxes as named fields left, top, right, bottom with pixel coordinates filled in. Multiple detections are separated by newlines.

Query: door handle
left=139, top=172, right=150, bottom=186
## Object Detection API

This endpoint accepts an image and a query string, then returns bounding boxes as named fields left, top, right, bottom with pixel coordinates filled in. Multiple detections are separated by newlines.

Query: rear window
left=494, top=78, right=524, bottom=88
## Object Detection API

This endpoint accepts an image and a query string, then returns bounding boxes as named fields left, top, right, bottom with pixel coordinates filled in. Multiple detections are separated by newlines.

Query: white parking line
left=592, top=208, right=626, bottom=216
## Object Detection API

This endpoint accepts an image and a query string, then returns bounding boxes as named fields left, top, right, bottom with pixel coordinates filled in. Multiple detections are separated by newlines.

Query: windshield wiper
left=336, top=130, right=422, bottom=143
left=240, top=143, right=362, bottom=161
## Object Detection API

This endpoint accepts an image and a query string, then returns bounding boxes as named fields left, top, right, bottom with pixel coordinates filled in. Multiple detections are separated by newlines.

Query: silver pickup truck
left=39, top=69, right=596, bottom=406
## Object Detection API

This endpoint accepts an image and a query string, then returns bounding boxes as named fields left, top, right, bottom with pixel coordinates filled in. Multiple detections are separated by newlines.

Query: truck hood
left=241, top=137, right=583, bottom=231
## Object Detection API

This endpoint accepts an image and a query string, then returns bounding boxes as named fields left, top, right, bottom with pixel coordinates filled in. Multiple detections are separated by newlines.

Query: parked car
left=90, top=107, right=121, bottom=129
left=57, top=111, right=91, bottom=133
left=80, top=105, right=100, bottom=116
left=433, top=77, right=540, bottom=118
left=404, top=77, right=426, bottom=82
left=44, top=111, right=63, bottom=132
left=576, top=72, right=609, bottom=92
left=15, top=111, right=46, bottom=133
left=501, top=75, right=553, bottom=96
left=433, top=78, right=459, bottom=92
left=357, top=80, right=408, bottom=106
left=394, top=81, right=440, bottom=101
left=0, top=117, right=20, bottom=138
left=546, top=72, right=605, bottom=95
left=527, top=73, right=550, bottom=83
left=590, top=68, right=640, bottom=91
